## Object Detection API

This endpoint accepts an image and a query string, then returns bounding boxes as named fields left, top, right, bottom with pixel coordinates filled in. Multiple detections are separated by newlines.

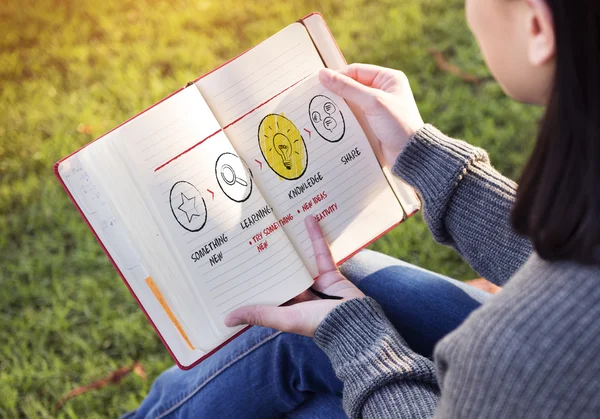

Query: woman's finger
left=224, top=305, right=310, bottom=335
left=338, top=63, right=389, bottom=88
left=305, top=216, right=338, bottom=276
left=319, top=68, right=376, bottom=106
left=225, top=305, right=280, bottom=328
left=339, top=63, right=409, bottom=95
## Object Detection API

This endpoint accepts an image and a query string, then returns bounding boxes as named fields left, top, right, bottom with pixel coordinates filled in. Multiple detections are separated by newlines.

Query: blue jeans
left=124, top=250, right=489, bottom=418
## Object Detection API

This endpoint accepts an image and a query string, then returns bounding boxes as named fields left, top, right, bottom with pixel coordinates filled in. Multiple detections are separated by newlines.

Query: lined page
left=119, top=87, right=223, bottom=174
left=196, top=24, right=404, bottom=275
left=303, top=13, right=421, bottom=216
left=58, top=154, right=206, bottom=366
left=277, top=79, right=404, bottom=273
left=195, top=23, right=324, bottom=128
left=209, top=75, right=404, bottom=276
left=111, top=87, right=312, bottom=341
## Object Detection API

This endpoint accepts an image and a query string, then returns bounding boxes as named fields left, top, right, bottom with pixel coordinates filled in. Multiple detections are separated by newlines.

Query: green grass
left=0, top=0, right=540, bottom=416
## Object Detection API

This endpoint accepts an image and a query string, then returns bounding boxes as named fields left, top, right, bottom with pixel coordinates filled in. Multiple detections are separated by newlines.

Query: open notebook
left=54, top=13, right=420, bottom=369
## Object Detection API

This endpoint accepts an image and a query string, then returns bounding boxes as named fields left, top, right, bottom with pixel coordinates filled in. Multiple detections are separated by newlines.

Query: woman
left=127, top=0, right=600, bottom=417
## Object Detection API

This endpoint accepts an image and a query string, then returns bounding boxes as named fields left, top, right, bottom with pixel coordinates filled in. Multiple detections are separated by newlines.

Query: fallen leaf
left=55, top=361, right=146, bottom=411
left=133, top=362, right=147, bottom=379
left=429, top=48, right=482, bottom=85
left=77, top=124, right=94, bottom=135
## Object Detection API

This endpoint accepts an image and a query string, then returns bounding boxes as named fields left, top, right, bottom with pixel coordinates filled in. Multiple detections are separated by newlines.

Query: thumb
left=319, top=68, right=377, bottom=107
left=225, top=305, right=290, bottom=330
left=224, top=303, right=327, bottom=337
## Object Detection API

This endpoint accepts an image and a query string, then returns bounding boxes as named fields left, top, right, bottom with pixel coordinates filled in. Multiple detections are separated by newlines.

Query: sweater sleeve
left=392, top=125, right=533, bottom=285
left=314, top=297, right=440, bottom=418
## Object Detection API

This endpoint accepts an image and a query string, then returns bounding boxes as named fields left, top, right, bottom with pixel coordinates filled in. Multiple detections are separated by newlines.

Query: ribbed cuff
left=314, top=297, right=439, bottom=415
left=314, top=297, right=432, bottom=374
left=392, top=124, right=490, bottom=202
left=314, top=297, right=406, bottom=363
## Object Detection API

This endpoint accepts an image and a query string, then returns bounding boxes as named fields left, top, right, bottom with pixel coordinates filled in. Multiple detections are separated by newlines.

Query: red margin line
left=154, top=75, right=311, bottom=172
left=221, top=75, right=310, bottom=131
left=154, top=128, right=223, bottom=172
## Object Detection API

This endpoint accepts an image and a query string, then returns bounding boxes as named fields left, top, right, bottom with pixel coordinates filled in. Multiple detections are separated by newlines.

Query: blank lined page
left=114, top=87, right=223, bottom=174
left=195, top=23, right=324, bottom=127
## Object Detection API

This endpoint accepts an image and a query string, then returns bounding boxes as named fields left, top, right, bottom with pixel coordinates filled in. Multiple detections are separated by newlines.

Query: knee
left=339, top=250, right=376, bottom=284
left=340, top=249, right=409, bottom=286
left=269, top=330, right=321, bottom=363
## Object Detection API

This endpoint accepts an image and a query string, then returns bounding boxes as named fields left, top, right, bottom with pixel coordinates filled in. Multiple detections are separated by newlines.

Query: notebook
left=54, top=13, right=420, bottom=369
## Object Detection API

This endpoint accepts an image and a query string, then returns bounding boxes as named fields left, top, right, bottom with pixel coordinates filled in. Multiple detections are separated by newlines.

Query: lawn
left=0, top=0, right=540, bottom=416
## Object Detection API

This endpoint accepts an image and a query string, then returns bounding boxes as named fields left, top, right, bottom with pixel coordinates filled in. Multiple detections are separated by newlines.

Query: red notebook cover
left=53, top=12, right=419, bottom=370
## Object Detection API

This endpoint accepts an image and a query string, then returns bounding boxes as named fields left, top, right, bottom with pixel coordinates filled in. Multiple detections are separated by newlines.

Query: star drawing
left=178, top=192, right=200, bottom=223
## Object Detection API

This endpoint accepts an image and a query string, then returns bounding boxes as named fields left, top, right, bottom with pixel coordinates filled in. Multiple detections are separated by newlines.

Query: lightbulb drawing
left=273, top=133, right=293, bottom=169
left=257, top=114, right=307, bottom=180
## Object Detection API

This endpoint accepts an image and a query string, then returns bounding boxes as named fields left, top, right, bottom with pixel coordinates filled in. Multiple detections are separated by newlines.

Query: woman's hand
left=224, top=216, right=365, bottom=337
left=319, top=64, right=424, bottom=167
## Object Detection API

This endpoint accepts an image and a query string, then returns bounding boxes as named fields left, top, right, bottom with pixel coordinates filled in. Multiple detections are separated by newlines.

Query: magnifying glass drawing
left=220, top=164, right=248, bottom=187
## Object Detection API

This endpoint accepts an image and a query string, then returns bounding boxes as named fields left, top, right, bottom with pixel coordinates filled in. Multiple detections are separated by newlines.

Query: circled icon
left=215, top=153, right=253, bottom=203
left=257, top=114, right=307, bottom=180
left=309, top=95, right=346, bottom=143
left=169, top=181, right=208, bottom=232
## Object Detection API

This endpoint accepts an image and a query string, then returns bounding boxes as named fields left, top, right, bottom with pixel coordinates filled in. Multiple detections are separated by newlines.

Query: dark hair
left=511, top=0, right=600, bottom=265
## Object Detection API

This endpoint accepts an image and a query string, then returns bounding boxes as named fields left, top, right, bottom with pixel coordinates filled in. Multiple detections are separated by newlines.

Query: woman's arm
left=314, top=297, right=440, bottom=418
left=319, top=65, right=533, bottom=285
left=393, top=125, right=532, bottom=285
left=227, top=219, right=443, bottom=418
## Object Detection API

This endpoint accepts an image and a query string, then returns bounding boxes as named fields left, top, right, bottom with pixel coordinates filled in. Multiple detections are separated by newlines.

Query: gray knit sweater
left=313, top=125, right=600, bottom=418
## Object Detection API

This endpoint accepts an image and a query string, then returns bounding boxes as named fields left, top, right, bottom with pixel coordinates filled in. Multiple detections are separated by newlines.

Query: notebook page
left=195, top=23, right=403, bottom=275
left=195, top=23, right=324, bottom=129
left=303, top=13, right=421, bottom=216
left=271, top=78, right=404, bottom=274
left=57, top=153, right=206, bottom=367
left=112, top=87, right=313, bottom=341
left=81, top=87, right=223, bottom=350
left=201, top=71, right=405, bottom=277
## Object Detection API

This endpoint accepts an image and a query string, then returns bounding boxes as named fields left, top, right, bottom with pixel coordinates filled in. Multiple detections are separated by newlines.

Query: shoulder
left=434, top=254, right=600, bottom=418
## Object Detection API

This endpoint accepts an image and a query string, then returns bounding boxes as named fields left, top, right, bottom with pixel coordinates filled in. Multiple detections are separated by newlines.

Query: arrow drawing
left=303, top=128, right=311, bottom=138
left=207, top=189, right=214, bottom=200
left=254, top=159, right=263, bottom=170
